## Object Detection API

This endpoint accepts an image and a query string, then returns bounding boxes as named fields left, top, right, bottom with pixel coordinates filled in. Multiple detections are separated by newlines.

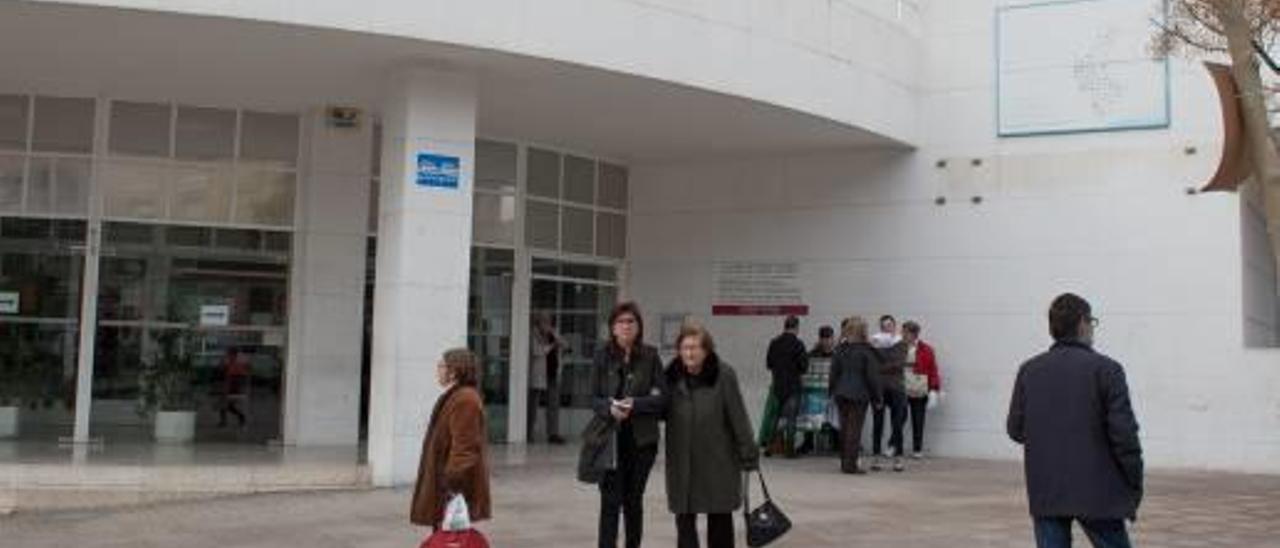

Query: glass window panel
left=563, top=155, right=595, bottom=205
left=599, top=162, right=629, bottom=209
left=240, top=111, right=299, bottom=168
left=234, top=169, right=295, bottom=226
left=214, top=228, right=262, bottom=251
left=561, top=205, right=594, bottom=255
left=596, top=212, right=627, bottom=259
left=0, top=95, right=28, bottom=151
left=264, top=231, right=292, bottom=253
left=52, top=158, right=90, bottom=216
left=472, top=192, right=516, bottom=245
left=0, top=154, right=23, bottom=212
left=476, top=140, right=517, bottom=192
left=166, top=226, right=212, bottom=247
left=532, top=258, right=559, bottom=277
left=109, top=101, right=170, bottom=157
left=527, top=148, right=560, bottom=199
left=175, top=106, right=235, bottom=161
left=53, top=219, right=86, bottom=243
left=170, top=164, right=233, bottom=222
left=104, top=222, right=157, bottom=246
left=525, top=199, right=559, bottom=250
left=101, top=160, right=169, bottom=220
left=26, top=158, right=53, bottom=214
left=32, top=96, right=94, bottom=154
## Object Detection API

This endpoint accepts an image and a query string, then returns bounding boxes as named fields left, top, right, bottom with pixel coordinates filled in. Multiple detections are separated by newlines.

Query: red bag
left=421, top=529, right=490, bottom=548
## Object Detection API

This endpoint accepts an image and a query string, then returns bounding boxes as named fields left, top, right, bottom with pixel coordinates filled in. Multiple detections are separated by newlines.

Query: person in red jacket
left=901, top=321, right=942, bottom=459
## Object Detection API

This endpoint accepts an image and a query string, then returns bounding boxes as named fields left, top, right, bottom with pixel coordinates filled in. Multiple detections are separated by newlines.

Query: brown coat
left=410, top=385, right=492, bottom=527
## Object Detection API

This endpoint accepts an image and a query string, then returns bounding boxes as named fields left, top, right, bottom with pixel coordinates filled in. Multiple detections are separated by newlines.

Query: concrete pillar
left=283, top=107, right=372, bottom=446
left=369, top=67, right=476, bottom=486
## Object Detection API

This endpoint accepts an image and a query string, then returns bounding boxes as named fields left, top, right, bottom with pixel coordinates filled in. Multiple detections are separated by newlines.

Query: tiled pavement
left=2, top=446, right=1278, bottom=547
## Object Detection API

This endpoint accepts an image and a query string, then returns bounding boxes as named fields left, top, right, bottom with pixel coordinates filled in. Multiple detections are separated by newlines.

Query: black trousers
left=836, top=398, right=869, bottom=472
left=871, top=389, right=908, bottom=456
left=599, top=431, right=657, bottom=548
left=907, top=396, right=929, bottom=453
left=676, top=513, right=734, bottom=548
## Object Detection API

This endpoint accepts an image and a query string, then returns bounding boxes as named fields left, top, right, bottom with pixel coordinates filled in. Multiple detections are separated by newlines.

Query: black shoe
left=548, top=435, right=566, bottom=445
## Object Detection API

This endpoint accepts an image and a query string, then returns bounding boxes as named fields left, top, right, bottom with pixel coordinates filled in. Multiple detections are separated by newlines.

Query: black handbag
left=576, top=415, right=616, bottom=484
left=742, top=469, right=791, bottom=547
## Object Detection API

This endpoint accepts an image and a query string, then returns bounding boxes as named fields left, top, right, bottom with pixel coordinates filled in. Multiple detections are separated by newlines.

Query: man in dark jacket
left=1007, top=293, right=1143, bottom=548
left=765, top=315, right=808, bottom=458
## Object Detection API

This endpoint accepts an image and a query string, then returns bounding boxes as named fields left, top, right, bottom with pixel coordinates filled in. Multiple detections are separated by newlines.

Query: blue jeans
left=1033, top=517, right=1132, bottom=548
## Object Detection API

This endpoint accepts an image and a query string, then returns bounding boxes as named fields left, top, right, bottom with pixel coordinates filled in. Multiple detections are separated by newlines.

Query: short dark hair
left=818, top=325, right=834, bottom=338
left=784, top=316, right=800, bottom=330
left=902, top=321, right=921, bottom=336
left=441, top=348, right=481, bottom=387
left=609, top=301, right=645, bottom=347
left=1049, top=293, right=1092, bottom=341
left=880, top=315, right=896, bottom=326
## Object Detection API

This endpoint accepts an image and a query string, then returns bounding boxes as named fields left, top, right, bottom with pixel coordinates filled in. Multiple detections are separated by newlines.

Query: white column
left=284, top=107, right=372, bottom=446
left=369, top=67, right=476, bottom=486
left=507, top=145, right=530, bottom=444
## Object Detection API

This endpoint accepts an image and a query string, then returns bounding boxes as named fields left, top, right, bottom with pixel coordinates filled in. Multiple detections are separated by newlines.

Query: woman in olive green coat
left=664, top=323, right=759, bottom=548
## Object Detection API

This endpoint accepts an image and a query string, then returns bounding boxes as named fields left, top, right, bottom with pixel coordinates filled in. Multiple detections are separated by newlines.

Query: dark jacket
left=410, top=385, right=492, bottom=527
left=664, top=354, right=760, bottom=515
left=766, top=332, right=809, bottom=402
left=1006, top=341, right=1144, bottom=520
left=590, top=342, right=667, bottom=448
left=877, top=340, right=907, bottom=394
left=829, top=341, right=883, bottom=404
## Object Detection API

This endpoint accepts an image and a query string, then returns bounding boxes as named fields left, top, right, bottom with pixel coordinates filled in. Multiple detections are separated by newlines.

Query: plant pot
left=154, top=410, right=196, bottom=444
left=0, top=406, right=17, bottom=439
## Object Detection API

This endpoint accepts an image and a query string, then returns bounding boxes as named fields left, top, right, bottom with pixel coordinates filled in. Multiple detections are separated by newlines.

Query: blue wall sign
left=416, top=152, right=461, bottom=189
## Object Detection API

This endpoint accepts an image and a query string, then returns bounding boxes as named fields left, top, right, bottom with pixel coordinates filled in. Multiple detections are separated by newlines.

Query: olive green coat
left=663, top=355, right=760, bottom=515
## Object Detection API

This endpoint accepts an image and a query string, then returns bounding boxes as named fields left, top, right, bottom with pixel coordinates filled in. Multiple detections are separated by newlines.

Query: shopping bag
left=442, top=494, right=471, bottom=532
left=742, top=469, right=792, bottom=547
left=421, top=529, right=489, bottom=548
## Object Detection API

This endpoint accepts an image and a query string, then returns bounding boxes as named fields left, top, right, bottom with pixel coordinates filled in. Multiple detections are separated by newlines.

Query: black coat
left=766, top=332, right=808, bottom=402
left=829, top=341, right=883, bottom=404
left=663, top=355, right=759, bottom=515
left=1007, top=341, right=1144, bottom=520
left=590, top=342, right=667, bottom=449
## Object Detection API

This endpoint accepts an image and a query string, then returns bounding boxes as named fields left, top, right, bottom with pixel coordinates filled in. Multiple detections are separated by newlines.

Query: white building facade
left=0, top=0, right=1276, bottom=487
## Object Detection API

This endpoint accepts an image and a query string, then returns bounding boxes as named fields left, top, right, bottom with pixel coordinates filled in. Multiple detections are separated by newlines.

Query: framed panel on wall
left=996, top=0, right=1170, bottom=137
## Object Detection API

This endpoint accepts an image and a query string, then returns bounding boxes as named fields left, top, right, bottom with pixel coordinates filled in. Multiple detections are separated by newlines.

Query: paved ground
left=2, top=447, right=1278, bottom=547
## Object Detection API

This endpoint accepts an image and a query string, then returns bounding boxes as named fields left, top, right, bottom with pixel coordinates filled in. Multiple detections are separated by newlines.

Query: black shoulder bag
left=742, top=469, right=791, bottom=547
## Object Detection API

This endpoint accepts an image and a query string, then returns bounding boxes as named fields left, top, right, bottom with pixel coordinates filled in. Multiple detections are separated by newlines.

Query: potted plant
left=136, top=332, right=197, bottom=444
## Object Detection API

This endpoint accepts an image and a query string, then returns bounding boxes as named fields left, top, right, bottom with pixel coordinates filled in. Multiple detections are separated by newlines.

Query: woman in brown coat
left=410, top=348, right=492, bottom=529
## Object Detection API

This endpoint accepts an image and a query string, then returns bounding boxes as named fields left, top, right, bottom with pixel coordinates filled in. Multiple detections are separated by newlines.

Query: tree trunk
left=1217, top=1, right=1280, bottom=274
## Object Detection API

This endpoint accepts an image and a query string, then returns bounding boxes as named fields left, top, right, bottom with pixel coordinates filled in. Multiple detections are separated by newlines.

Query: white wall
left=285, top=109, right=372, bottom=446
left=628, top=0, right=1280, bottom=474
left=34, top=0, right=921, bottom=145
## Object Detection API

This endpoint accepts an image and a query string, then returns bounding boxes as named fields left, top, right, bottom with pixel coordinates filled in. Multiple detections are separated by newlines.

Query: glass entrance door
left=528, top=259, right=618, bottom=442
left=468, top=247, right=514, bottom=443
left=0, top=218, right=86, bottom=442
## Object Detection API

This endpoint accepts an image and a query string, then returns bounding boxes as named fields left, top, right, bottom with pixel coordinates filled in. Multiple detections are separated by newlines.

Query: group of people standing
left=406, top=292, right=1143, bottom=548
left=764, top=314, right=943, bottom=474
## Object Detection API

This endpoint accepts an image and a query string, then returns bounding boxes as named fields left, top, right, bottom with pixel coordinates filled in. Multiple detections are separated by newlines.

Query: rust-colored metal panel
left=1202, top=62, right=1252, bottom=193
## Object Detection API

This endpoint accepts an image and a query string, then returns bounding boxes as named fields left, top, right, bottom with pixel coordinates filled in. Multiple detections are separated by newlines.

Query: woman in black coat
left=590, top=301, right=667, bottom=548
left=829, top=316, right=883, bottom=474
left=664, top=322, right=758, bottom=548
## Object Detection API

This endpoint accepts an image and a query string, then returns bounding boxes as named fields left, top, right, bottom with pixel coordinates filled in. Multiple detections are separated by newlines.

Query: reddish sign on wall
left=712, top=305, right=810, bottom=317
